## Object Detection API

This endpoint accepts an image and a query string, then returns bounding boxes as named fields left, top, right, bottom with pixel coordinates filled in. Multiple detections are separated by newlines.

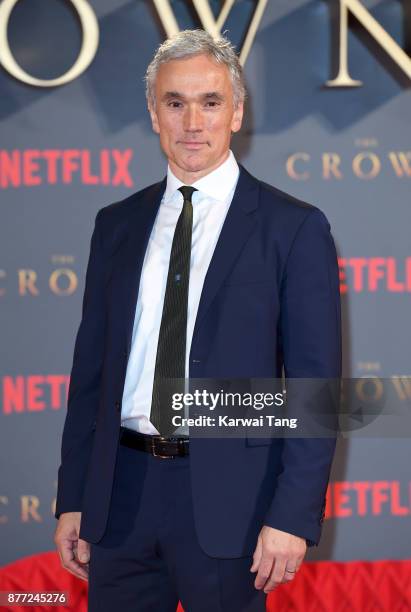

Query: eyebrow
left=202, top=92, right=225, bottom=101
left=162, top=91, right=225, bottom=102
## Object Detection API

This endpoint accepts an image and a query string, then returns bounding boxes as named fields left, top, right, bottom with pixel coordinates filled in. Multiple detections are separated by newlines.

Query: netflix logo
left=339, top=257, right=411, bottom=293
left=325, top=481, right=411, bottom=518
left=0, top=149, right=134, bottom=188
left=2, top=376, right=69, bottom=414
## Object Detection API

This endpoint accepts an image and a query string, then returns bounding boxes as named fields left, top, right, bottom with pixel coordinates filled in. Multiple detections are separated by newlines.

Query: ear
left=231, top=100, right=244, bottom=134
left=148, top=102, right=160, bottom=134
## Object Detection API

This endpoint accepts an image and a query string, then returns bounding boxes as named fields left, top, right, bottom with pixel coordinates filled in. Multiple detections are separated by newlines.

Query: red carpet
left=1, top=551, right=410, bottom=611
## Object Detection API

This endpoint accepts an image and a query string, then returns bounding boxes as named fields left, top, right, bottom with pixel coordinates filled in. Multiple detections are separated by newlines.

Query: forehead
left=155, top=54, right=232, bottom=93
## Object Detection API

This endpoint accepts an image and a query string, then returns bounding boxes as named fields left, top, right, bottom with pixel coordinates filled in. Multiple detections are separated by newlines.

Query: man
left=54, top=29, right=341, bottom=612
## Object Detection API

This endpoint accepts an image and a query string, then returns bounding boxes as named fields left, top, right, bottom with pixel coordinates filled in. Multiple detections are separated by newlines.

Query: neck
left=169, top=150, right=230, bottom=184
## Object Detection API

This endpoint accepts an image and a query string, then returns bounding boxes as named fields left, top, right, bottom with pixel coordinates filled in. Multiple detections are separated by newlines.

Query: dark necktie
left=150, top=185, right=197, bottom=437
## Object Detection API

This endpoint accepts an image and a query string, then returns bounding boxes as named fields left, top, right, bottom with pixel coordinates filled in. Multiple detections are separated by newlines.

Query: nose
left=183, top=104, right=203, bottom=132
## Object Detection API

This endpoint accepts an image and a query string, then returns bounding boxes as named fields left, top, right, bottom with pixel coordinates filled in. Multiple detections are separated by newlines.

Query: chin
left=179, top=155, right=209, bottom=173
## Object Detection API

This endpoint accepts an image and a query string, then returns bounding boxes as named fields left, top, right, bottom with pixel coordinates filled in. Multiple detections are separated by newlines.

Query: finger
left=263, top=557, right=287, bottom=593
left=63, top=559, right=89, bottom=582
left=254, top=553, right=274, bottom=590
left=61, top=552, right=89, bottom=581
left=77, top=538, right=90, bottom=563
left=282, top=556, right=303, bottom=582
left=59, top=540, right=89, bottom=577
left=250, top=537, right=263, bottom=573
left=282, top=554, right=304, bottom=583
left=68, top=565, right=89, bottom=581
left=282, top=567, right=297, bottom=583
left=58, top=538, right=89, bottom=581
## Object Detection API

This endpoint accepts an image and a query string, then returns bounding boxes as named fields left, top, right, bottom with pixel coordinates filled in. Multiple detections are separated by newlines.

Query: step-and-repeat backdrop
left=1, top=0, right=410, bottom=566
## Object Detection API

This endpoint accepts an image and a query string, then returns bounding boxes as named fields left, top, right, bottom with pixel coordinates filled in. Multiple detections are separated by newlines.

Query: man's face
left=148, top=53, right=244, bottom=182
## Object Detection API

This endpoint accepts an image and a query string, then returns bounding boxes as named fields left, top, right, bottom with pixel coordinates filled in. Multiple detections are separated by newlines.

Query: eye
left=167, top=100, right=183, bottom=108
left=205, top=100, right=219, bottom=108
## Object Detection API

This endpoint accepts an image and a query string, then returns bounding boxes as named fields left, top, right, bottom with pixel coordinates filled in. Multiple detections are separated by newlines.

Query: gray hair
left=145, top=29, right=246, bottom=109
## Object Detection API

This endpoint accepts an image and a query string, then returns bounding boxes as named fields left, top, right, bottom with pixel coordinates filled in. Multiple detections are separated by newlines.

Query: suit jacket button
left=115, top=401, right=121, bottom=411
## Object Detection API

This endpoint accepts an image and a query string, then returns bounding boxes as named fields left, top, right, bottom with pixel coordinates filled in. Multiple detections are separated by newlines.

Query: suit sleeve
left=55, top=209, right=106, bottom=519
left=264, top=208, right=342, bottom=545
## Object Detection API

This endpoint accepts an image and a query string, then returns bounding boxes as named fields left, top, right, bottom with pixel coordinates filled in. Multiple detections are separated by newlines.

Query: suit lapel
left=192, top=165, right=260, bottom=338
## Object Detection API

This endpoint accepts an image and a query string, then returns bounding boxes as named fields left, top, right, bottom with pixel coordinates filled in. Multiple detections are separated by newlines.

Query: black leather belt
left=119, top=426, right=189, bottom=458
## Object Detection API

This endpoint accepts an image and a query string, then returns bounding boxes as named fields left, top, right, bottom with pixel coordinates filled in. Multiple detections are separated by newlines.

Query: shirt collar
left=164, top=150, right=239, bottom=204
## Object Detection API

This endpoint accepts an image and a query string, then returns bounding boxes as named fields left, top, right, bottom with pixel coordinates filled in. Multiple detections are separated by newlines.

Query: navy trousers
left=87, top=441, right=266, bottom=612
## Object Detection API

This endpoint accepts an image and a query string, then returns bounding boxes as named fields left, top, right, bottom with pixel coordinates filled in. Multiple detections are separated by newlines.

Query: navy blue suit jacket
left=55, top=165, right=341, bottom=557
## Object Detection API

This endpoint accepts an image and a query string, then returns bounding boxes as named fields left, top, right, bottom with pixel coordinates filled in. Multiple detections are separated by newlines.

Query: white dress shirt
left=120, top=150, right=239, bottom=435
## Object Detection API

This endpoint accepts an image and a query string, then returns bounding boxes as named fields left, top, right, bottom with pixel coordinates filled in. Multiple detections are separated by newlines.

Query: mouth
left=179, top=141, right=206, bottom=150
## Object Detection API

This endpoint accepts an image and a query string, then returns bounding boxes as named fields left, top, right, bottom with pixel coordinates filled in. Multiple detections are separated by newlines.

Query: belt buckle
left=152, top=436, right=174, bottom=459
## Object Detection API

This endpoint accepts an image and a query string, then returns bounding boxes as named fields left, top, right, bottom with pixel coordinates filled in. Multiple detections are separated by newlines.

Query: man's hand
left=250, top=526, right=306, bottom=593
left=54, top=512, right=90, bottom=581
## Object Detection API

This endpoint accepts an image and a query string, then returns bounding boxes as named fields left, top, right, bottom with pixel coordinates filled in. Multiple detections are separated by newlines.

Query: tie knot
left=178, top=185, right=197, bottom=202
